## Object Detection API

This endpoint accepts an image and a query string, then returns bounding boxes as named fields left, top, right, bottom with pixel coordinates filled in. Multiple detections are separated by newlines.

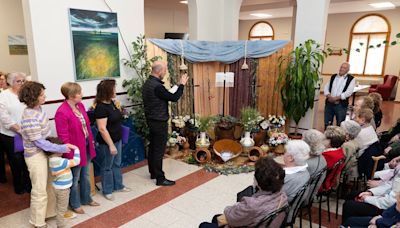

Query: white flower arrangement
left=171, top=116, right=186, bottom=129
left=267, top=115, right=286, bottom=129
left=268, top=132, right=289, bottom=147
left=167, top=131, right=186, bottom=147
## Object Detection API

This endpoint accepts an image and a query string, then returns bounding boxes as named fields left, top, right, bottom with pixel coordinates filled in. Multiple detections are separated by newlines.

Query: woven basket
left=213, top=139, right=242, bottom=162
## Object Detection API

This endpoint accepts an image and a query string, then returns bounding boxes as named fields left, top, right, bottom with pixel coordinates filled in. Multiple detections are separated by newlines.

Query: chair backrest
left=286, top=181, right=309, bottom=225
left=304, top=166, right=328, bottom=206
left=255, top=204, right=289, bottom=228
left=320, top=157, right=345, bottom=192
left=388, top=75, right=398, bottom=87
left=358, top=141, right=383, bottom=179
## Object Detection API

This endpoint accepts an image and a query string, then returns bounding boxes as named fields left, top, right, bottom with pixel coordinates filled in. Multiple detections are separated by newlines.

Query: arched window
left=348, top=14, right=390, bottom=76
left=248, top=21, right=274, bottom=40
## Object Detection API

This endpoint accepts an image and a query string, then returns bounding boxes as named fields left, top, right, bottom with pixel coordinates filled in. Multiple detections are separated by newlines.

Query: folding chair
left=255, top=204, right=289, bottom=228
left=285, top=182, right=309, bottom=228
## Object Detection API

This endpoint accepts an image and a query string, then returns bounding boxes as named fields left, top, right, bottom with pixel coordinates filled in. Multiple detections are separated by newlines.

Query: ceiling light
left=250, top=13, right=272, bottom=18
left=180, top=0, right=188, bottom=4
left=369, top=2, right=395, bottom=8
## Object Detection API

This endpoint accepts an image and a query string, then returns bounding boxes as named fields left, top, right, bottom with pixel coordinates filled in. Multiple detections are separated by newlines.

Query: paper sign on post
left=215, top=72, right=234, bottom=87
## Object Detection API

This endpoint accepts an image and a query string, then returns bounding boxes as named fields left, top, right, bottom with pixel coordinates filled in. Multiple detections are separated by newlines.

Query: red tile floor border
left=73, top=169, right=219, bottom=228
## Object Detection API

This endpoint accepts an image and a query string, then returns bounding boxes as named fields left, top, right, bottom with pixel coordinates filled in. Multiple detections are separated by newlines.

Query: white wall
left=144, top=7, right=188, bottom=39
left=0, top=0, right=30, bottom=73
left=20, top=0, right=144, bottom=133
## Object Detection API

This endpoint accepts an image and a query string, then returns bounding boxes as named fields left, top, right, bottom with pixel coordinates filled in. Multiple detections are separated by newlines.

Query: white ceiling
left=145, top=0, right=400, bottom=20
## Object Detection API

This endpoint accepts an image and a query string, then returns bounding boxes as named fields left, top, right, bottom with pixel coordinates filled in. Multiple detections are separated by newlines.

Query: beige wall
left=239, top=18, right=292, bottom=40
left=0, top=0, right=30, bottom=74
left=239, top=9, right=400, bottom=97
left=144, top=7, right=189, bottom=39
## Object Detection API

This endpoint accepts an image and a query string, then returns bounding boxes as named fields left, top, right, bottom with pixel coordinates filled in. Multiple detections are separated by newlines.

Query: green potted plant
left=239, top=107, right=260, bottom=147
left=123, top=35, right=161, bottom=142
left=277, top=39, right=327, bottom=136
left=195, top=115, right=215, bottom=148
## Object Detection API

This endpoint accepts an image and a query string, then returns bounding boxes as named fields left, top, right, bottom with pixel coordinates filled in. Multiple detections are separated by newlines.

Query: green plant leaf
left=391, top=41, right=398, bottom=46
left=396, top=33, right=400, bottom=38
left=359, top=42, right=364, bottom=46
left=355, top=48, right=360, bottom=52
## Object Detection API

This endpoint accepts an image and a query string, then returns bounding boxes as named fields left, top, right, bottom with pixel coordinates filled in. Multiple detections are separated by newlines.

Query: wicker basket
left=213, top=139, right=243, bottom=162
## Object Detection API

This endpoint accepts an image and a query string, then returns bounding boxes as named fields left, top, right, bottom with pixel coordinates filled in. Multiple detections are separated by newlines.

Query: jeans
left=324, top=101, right=348, bottom=128
left=98, top=140, right=124, bottom=195
left=342, top=216, right=372, bottom=227
left=147, top=120, right=168, bottom=181
left=69, top=149, right=92, bottom=209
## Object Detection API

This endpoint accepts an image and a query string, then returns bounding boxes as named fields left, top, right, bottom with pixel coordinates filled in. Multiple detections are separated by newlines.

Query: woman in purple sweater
left=199, top=157, right=288, bottom=228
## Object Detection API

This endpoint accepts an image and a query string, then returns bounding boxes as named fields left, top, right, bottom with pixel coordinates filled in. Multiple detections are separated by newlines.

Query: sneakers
left=64, top=211, right=77, bottom=219
left=104, top=194, right=115, bottom=201
left=116, top=187, right=132, bottom=192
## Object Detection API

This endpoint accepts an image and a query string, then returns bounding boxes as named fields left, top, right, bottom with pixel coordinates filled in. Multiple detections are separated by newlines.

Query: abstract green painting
left=69, top=9, right=120, bottom=81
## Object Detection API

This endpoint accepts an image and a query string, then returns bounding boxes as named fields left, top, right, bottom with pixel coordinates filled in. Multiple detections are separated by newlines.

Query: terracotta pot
left=194, top=148, right=212, bottom=163
left=214, top=124, right=235, bottom=140
left=248, top=146, right=264, bottom=162
left=252, top=130, right=267, bottom=146
left=184, top=127, right=198, bottom=150
left=274, top=144, right=285, bottom=154
left=233, top=123, right=244, bottom=140
left=167, top=145, right=180, bottom=157
left=182, top=141, right=190, bottom=156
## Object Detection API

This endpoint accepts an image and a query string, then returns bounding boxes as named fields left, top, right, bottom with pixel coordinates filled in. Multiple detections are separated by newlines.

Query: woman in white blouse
left=0, top=72, right=31, bottom=194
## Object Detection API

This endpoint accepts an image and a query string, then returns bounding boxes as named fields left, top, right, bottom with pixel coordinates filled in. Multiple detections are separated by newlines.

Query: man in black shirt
left=142, top=61, right=188, bottom=186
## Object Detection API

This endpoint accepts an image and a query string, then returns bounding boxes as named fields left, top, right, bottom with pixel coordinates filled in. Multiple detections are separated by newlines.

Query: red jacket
left=320, top=147, right=345, bottom=191
left=55, top=101, right=96, bottom=166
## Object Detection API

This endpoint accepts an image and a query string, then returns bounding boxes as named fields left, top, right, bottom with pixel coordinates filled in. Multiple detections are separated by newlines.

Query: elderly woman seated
left=342, top=163, right=400, bottom=224
left=340, top=120, right=362, bottom=179
left=354, top=108, right=379, bottom=158
left=321, top=126, right=346, bottom=191
left=199, top=157, right=287, bottom=228
left=352, top=95, right=376, bottom=129
left=303, top=129, right=328, bottom=203
left=343, top=192, right=400, bottom=228
left=283, top=140, right=311, bottom=203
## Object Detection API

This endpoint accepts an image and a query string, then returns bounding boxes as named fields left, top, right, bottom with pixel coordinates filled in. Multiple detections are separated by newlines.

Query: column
left=290, top=0, right=331, bottom=132
left=188, top=0, right=242, bottom=41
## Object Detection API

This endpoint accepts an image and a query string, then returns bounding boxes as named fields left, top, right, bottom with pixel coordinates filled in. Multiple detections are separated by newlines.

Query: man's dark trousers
left=324, top=101, right=348, bottom=128
left=147, top=120, right=168, bottom=181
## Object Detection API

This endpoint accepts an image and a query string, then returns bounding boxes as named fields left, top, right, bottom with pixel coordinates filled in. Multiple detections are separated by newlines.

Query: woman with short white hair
left=341, top=120, right=361, bottom=178
left=303, top=129, right=328, bottom=203
left=283, top=140, right=311, bottom=202
left=0, top=72, right=31, bottom=194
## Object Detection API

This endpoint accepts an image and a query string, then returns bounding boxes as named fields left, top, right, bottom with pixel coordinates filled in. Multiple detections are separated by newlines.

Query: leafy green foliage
left=240, top=107, right=261, bottom=132
left=197, top=116, right=216, bottom=132
left=278, top=39, right=326, bottom=134
left=122, top=35, right=161, bottom=141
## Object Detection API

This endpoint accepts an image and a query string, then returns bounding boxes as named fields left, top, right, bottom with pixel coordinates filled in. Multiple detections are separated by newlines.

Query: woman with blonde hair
left=368, top=92, right=383, bottom=129
left=55, top=82, right=99, bottom=215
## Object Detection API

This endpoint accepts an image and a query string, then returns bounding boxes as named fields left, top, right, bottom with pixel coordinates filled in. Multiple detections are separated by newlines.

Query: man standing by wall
left=324, top=62, right=355, bottom=128
left=142, top=61, right=188, bottom=186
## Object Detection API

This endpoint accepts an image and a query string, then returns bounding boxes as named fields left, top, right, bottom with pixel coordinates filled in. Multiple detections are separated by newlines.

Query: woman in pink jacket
left=55, top=82, right=99, bottom=214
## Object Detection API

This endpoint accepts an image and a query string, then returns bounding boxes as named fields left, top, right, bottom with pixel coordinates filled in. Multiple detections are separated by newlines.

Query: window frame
left=248, top=21, right=275, bottom=40
left=346, top=14, right=391, bottom=77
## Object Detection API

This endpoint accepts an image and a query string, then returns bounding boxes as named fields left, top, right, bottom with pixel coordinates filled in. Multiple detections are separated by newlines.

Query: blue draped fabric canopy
left=148, top=39, right=289, bottom=64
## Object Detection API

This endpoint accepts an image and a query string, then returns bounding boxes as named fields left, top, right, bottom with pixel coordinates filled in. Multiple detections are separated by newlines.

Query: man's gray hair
left=303, top=129, right=326, bottom=156
left=284, top=140, right=310, bottom=166
left=340, top=120, right=361, bottom=140
left=6, top=72, right=26, bottom=86
left=151, top=61, right=165, bottom=74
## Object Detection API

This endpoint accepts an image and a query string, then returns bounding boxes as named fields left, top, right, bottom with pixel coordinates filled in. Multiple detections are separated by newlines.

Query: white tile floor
left=0, top=159, right=325, bottom=227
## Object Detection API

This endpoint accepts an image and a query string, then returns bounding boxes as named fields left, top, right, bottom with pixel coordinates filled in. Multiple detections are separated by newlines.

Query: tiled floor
left=0, top=96, right=399, bottom=228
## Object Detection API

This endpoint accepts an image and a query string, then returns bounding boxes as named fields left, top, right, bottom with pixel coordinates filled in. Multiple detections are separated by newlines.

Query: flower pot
left=274, top=144, right=285, bottom=154
left=233, top=123, right=244, bottom=140
left=184, top=126, right=198, bottom=150
left=248, top=146, right=264, bottom=162
left=196, top=132, right=210, bottom=148
left=252, top=130, right=267, bottom=146
left=194, top=148, right=211, bottom=163
left=167, top=144, right=180, bottom=157
left=214, top=124, right=235, bottom=140
left=240, top=131, right=255, bottom=148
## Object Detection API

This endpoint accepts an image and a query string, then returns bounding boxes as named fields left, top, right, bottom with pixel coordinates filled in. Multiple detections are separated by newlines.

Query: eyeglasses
left=15, top=79, right=25, bottom=84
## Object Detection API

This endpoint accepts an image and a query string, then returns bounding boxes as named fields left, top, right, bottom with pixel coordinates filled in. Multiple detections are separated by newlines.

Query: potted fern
left=277, top=39, right=327, bottom=136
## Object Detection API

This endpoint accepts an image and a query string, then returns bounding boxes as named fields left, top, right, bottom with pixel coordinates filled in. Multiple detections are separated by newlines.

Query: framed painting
left=69, top=8, right=120, bottom=81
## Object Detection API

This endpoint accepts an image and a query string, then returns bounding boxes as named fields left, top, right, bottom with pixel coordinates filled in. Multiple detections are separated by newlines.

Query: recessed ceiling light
left=180, top=0, right=188, bottom=4
left=250, top=13, right=272, bottom=18
left=369, top=2, right=395, bottom=8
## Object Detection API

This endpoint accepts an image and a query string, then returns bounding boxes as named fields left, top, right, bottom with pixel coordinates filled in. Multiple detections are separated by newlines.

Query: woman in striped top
left=19, top=81, right=77, bottom=228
